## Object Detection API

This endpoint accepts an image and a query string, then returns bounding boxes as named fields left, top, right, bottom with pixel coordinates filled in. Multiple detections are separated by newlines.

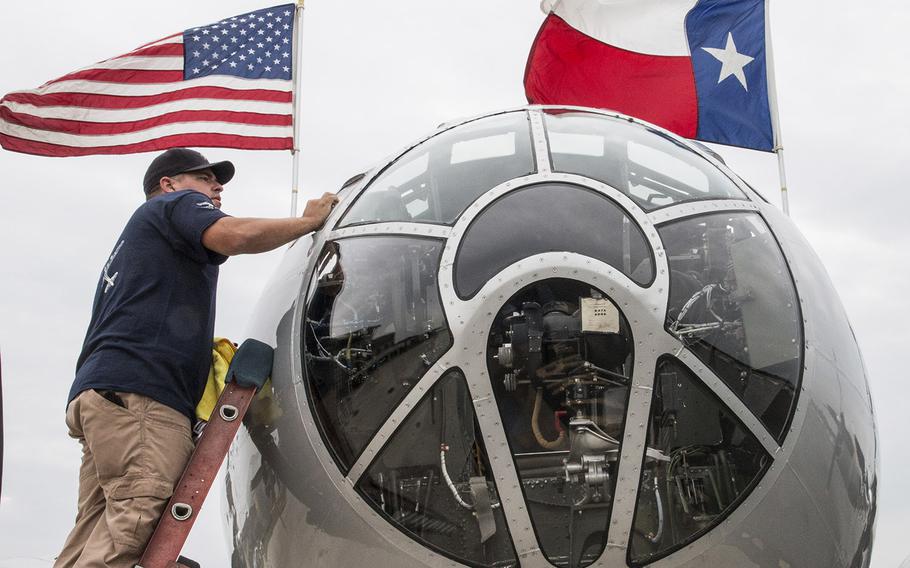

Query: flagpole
left=289, top=0, right=306, bottom=216
left=775, top=137, right=790, bottom=216
left=764, top=0, right=790, bottom=216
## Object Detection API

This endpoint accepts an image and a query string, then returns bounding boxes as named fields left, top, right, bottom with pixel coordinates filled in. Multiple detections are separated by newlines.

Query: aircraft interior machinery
left=225, top=107, right=877, bottom=568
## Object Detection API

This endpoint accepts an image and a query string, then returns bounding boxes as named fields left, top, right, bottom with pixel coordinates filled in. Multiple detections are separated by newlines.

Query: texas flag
left=525, top=0, right=775, bottom=151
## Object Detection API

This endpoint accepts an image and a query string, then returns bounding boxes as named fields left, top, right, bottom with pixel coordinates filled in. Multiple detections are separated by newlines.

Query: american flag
left=0, top=4, right=296, bottom=157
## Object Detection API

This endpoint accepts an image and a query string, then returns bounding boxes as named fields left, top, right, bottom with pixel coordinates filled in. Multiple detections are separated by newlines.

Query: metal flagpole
left=289, top=0, right=306, bottom=216
left=764, top=0, right=790, bottom=216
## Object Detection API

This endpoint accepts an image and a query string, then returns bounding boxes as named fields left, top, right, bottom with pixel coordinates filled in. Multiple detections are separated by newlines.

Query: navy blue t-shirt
left=69, top=190, right=230, bottom=420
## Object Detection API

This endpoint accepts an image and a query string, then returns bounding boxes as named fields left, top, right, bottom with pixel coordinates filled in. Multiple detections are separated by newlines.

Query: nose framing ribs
left=299, top=108, right=795, bottom=567
left=242, top=106, right=876, bottom=568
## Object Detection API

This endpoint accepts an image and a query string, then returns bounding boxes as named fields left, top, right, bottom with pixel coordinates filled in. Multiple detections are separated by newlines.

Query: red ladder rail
left=137, top=337, right=273, bottom=568
left=136, top=381, right=256, bottom=568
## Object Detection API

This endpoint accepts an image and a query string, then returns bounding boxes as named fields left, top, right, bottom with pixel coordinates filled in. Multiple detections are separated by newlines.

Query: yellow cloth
left=195, top=337, right=282, bottom=425
left=195, top=337, right=238, bottom=422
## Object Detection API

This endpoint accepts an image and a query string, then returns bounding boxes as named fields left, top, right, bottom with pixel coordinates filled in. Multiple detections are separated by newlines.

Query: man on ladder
left=54, top=148, right=336, bottom=568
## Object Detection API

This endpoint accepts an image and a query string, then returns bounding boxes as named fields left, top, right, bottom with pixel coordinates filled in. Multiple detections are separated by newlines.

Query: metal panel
left=437, top=254, right=669, bottom=566
left=529, top=109, right=552, bottom=174
left=435, top=168, right=672, bottom=566
left=647, top=199, right=758, bottom=225
left=659, top=465, right=841, bottom=568
left=329, top=223, right=454, bottom=240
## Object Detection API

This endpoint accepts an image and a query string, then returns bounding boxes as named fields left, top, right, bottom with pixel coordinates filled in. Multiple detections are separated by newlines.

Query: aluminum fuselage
left=224, top=107, right=876, bottom=568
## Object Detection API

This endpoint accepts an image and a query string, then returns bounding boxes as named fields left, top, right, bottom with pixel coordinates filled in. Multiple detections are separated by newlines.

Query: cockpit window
left=454, top=183, right=654, bottom=299
left=544, top=111, right=746, bottom=211
left=630, top=357, right=770, bottom=565
left=486, top=278, right=634, bottom=566
left=339, top=112, right=535, bottom=227
left=356, top=370, right=518, bottom=567
left=659, top=212, right=802, bottom=440
left=303, top=236, right=452, bottom=471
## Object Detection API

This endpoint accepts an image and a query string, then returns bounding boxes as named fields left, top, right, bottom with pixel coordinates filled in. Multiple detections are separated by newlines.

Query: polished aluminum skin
left=224, top=106, right=877, bottom=567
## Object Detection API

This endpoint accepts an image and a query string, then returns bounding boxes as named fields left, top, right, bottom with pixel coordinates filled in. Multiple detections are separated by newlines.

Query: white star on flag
left=702, top=32, right=754, bottom=91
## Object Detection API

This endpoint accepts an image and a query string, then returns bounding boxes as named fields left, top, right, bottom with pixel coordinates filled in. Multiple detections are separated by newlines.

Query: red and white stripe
left=526, top=0, right=700, bottom=138
left=0, top=34, right=293, bottom=156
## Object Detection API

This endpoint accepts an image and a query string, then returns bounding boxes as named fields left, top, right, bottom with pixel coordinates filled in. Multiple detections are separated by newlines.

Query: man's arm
left=202, top=193, right=337, bottom=256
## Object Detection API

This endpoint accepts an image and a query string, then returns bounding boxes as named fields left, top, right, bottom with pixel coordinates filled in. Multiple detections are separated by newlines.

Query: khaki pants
left=55, top=390, right=194, bottom=568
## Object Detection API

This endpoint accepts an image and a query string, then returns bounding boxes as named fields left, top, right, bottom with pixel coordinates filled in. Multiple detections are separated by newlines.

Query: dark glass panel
left=303, top=237, right=452, bottom=471
left=339, top=112, right=535, bottom=226
left=545, top=111, right=746, bottom=211
left=486, top=279, right=634, bottom=567
left=356, top=370, right=518, bottom=567
left=630, top=358, right=770, bottom=565
left=455, top=183, right=654, bottom=299
left=659, top=212, right=802, bottom=440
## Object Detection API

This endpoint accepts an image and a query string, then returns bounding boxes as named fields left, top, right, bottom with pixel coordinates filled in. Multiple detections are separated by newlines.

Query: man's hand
left=302, top=192, right=339, bottom=230
left=202, top=192, right=340, bottom=256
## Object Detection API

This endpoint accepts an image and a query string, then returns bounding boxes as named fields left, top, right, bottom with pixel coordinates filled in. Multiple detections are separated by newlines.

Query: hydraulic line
left=650, top=475, right=664, bottom=544
left=532, top=388, right=566, bottom=450
left=671, top=284, right=719, bottom=333
left=440, top=447, right=473, bottom=509
left=440, top=446, right=501, bottom=511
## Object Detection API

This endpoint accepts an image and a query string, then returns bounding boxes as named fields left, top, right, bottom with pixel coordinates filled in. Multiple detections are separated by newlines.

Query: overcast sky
left=1, top=1, right=908, bottom=566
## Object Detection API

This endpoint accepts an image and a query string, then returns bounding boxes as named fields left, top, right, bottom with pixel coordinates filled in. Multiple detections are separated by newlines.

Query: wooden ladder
left=136, top=339, right=272, bottom=568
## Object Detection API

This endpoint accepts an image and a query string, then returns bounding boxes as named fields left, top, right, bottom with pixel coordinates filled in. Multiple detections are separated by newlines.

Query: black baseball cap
left=143, top=148, right=235, bottom=195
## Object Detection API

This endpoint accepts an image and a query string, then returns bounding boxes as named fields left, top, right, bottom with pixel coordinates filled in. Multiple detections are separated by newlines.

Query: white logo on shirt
left=102, top=240, right=125, bottom=294
left=195, top=201, right=215, bottom=210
